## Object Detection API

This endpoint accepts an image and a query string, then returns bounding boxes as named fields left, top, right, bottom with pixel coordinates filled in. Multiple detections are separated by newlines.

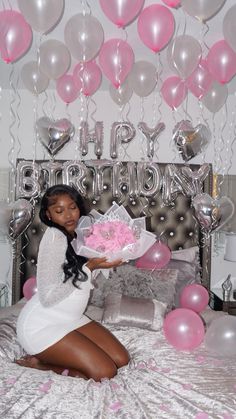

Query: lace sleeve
left=37, top=228, right=75, bottom=307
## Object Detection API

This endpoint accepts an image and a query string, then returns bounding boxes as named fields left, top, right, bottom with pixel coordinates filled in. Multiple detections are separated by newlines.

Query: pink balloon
left=163, top=308, right=205, bottom=351
left=23, top=277, right=37, bottom=301
left=56, top=74, right=79, bottom=104
left=207, top=40, right=236, bottom=84
left=180, top=284, right=209, bottom=313
left=161, top=76, right=188, bottom=109
left=138, top=5, right=175, bottom=53
left=99, top=39, right=134, bottom=88
left=99, top=0, right=144, bottom=28
left=162, top=0, right=181, bottom=8
left=135, top=241, right=171, bottom=269
left=0, top=10, right=32, bottom=63
left=186, top=59, right=212, bottom=99
left=73, top=61, right=102, bottom=96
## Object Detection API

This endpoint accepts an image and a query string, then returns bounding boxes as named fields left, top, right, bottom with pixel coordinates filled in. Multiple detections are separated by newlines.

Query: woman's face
left=46, top=193, right=80, bottom=234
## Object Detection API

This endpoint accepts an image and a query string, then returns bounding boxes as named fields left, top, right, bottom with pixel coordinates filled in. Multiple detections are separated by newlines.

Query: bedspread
left=0, top=309, right=235, bottom=419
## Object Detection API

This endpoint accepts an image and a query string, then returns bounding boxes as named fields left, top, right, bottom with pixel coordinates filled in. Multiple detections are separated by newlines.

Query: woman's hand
left=86, top=257, right=123, bottom=272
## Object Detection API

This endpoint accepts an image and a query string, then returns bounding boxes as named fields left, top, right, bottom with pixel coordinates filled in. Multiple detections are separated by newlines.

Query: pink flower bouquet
left=73, top=203, right=156, bottom=262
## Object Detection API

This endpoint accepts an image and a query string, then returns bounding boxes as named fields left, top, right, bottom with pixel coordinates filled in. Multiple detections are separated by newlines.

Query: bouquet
left=73, top=203, right=156, bottom=262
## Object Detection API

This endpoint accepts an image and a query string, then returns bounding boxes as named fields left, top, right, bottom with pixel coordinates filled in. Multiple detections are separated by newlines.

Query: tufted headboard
left=12, top=160, right=213, bottom=304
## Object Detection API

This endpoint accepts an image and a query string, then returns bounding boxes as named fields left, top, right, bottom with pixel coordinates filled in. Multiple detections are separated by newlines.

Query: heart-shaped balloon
left=173, top=120, right=211, bottom=161
left=36, top=117, right=75, bottom=156
left=0, top=199, right=34, bottom=241
left=192, top=193, right=235, bottom=235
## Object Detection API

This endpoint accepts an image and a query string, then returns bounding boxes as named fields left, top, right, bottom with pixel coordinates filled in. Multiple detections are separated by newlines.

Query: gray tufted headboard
left=12, top=160, right=213, bottom=304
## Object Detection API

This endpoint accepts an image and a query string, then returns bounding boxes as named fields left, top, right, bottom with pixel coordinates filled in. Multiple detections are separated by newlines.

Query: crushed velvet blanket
left=0, top=305, right=235, bottom=419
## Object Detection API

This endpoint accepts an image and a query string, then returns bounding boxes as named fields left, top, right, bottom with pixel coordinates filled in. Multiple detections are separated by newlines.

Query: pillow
left=89, top=264, right=179, bottom=310
left=102, top=293, right=167, bottom=331
left=171, top=246, right=199, bottom=263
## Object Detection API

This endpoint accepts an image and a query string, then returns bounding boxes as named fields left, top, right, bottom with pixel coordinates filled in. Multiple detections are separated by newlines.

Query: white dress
left=16, top=228, right=94, bottom=355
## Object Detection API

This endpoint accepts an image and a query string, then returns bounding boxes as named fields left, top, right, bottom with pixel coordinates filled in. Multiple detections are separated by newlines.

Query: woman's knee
left=114, top=347, right=130, bottom=369
left=88, top=360, right=117, bottom=382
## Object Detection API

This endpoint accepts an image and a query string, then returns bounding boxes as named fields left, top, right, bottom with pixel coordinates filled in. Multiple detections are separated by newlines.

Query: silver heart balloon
left=0, top=199, right=34, bottom=241
left=192, top=193, right=235, bottom=235
left=173, top=120, right=211, bottom=161
left=36, top=116, right=75, bottom=156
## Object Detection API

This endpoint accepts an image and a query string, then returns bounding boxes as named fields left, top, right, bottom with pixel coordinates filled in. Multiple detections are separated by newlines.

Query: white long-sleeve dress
left=17, top=227, right=93, bottom=355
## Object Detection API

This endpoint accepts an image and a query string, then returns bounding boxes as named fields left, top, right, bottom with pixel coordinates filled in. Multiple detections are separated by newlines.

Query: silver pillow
left=102, top=293, right=167, bottom=331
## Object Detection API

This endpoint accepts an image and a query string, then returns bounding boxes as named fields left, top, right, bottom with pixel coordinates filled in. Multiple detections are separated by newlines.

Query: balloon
left=39, top=40, right=71, bottom=80
left=15, top=160, right=40, bottom=199
left=110, top=121, right=136, bottom=159
left=161, top=76, right=188, bottom=109
left=79, top=121, right=104, bottom=158
left=138, top=122, right=165, bottom=159
left=109, top=79, right=133, bottom=106
left=21, top=61, right=49, bottom=95
left=36, top=117, right=75, bottom=156
left=8, top=199, right=34, bottom=241
left=162, top=0, right=181, bottom=8
left=17, top=0, right=64, bottom=34
left=201, top=81, right=228, bottom=113
left=167, top=35, right=202, bottom=80
left=23, top=277, right=37, bottom=300
left=172, top=120, right=211, bottom=162
left=181, top=0, right=226, bottom=22
left=180, top=284, right=209, bottom=313
left=135, top=241, right=171, bottom=269
left=207, top=40, right=236, bottom=85
left=129, top=60, right=157, bottom=97
left=223, top=5, right=236, bottom=54
left=56, top=74, right=79, bottom=104
left=163, top=308, right=205, bottom=351
left=64, top=14, right=104, bottom=62
left=192, top=193, right=235, bottom=235
left=137, top=5, right=175, bottom=53
left=0, top=10, right=32, bottom=64
left=186, top=59, right=212, bottom=99
left=99, top=0, right=144, bottom=28
left=99, top=39, right=134, bottom=88
left=181, top=163, right=210, bottom=195
left=73, top=61, right=102, bottom=96
left=204, top=315, right=236, bottom=357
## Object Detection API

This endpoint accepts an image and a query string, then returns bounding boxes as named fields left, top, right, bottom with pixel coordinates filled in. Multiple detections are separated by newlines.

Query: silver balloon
left=181, top=163, right=210, bottom=195
left=173, top=120, right=211, bottom=161
left=109, top=79, right=133, bottom=106
left=41, top=161, right=63, bottom=189
left=79, top=121, right=103, bottom=158
left=21, top=61, right=49, bottom=94
left=62, top=161, right=87, bottom=196
left=162, top=164, right=193, bottom=206
left=192, top=193, right=235, bottom=235
left=204, top=315, right=236, bottom=358
left=137, top=162, right=162, bottom=198
left=39, top=40, right=71, bottom=80
left=18, top=0, right=64, bottom=34
left=110, top=121, right=136, bottom=159
left=85, top=159, right=114, bottom=200
left=138, top=122, right=165, bottom=159
left=16, top=160, right=40, bottom=199
left=64, top=14, right=104, bottom=62
left=36, top=117, right=75, bottom=157
left=8, top=199, right=34, bottom=241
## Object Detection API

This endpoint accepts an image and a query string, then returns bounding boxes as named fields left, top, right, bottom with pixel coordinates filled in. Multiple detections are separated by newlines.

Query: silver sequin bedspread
left=0, top=308, right=235, bottom=419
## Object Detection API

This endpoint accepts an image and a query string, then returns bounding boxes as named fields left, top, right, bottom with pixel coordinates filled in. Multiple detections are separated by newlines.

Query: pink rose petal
left=195, top=413, right=209, bottom=419
left=110, top=401, right=122, bottom=412
left=182, top=383, right=193, bottom=390
left=222, top=413, right=234, bottom=419
left=61, top=369, right=69, bottom=376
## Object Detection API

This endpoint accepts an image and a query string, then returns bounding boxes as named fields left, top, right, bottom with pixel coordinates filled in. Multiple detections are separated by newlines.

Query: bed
left=1, top=160, right=236, bottom=419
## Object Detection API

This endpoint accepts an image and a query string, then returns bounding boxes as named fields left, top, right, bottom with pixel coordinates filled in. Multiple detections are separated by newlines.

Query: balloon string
left=201, top=22, right=210, bottom=57
left=139, top=98, right=147, bottom=159
left=8, top=65, right=17, bottom=202
left=14, top=73, right=22, bottom=160
left=170, top=110, right=178, bottom=163
left=228, top=102, right=236, bottom=174
left=80, top=0, right=91, bottom=15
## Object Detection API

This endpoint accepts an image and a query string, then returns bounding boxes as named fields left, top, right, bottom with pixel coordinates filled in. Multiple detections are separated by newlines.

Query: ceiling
left=0, top=0, right=235, bottom=90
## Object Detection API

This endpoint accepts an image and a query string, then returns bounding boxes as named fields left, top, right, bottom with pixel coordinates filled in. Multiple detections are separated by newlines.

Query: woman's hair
left=39, top=184, right=88, bottom=287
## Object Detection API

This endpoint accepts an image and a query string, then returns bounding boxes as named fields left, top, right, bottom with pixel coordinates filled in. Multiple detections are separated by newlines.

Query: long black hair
left=39, top=184, right=89, bottom=288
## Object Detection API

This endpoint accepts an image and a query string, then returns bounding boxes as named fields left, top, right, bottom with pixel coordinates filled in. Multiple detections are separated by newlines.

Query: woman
left=16, top=184, right=130, bottom=381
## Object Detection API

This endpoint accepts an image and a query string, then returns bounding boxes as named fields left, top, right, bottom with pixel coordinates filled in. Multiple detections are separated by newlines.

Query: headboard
left=12, top=160, right=213, bottom=304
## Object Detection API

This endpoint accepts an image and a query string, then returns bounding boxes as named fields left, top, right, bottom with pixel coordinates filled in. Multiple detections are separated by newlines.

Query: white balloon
left=129, top=60, right=157, bottom=97
left=39, top=40, right=71, bottom=80
left=223, top=5, right=236, bottom=53
left=167, top=35, right=202, bottom=80
left=109, top=79, right=133, bottom=106
left=181, top=0, right=226, bottom=22
left=21, top=61, right=49, bottom=94
left=17, top=0, right=64, bottom=34
left=204, top=315, right=236, bottom=358
left=64, top=14, right=104, bottom=62
left=202, top=81, right=228, bottom=113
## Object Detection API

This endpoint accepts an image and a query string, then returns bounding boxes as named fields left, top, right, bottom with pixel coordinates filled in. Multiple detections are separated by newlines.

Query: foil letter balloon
left=79, top=121, right=103, bottom=158
left=138, top=122, right=165, bottom=158
left=110, top=122, right=136, bottom=159
left=62, top=161, right=87, bottom=196
left=16, top=160, right=40, bottom=199
left=36, top=117, right=75, bottom=157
